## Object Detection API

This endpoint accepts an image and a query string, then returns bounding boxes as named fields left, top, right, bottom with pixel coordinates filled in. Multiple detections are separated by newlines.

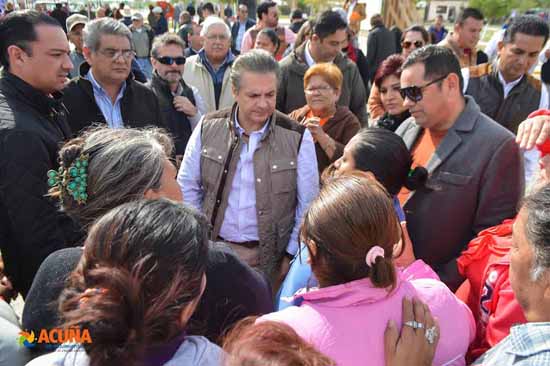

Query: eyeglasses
left=97, top=48, right=135, bottom=60
left=305, top=86, right=333, bottom=94
left=156, top=56, right=186, bottom=65
left=401, top=40, right=424, bottom=49
left=205, top=34, right=229, bottom=41
left=399, top=74, right=448, bottom=103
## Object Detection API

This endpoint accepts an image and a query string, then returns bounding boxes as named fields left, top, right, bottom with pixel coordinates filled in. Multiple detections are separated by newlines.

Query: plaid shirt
left=473, top=322, right=550, bottom=365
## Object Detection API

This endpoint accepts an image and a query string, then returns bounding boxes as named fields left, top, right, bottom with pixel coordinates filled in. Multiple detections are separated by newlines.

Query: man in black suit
left=231, top=3, right=255, bottom=55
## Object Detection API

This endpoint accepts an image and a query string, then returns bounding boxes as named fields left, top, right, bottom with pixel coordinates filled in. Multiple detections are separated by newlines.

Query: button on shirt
left=178, top=110, right=319, bottom=255
left=85, top=70, right=126, bottom=128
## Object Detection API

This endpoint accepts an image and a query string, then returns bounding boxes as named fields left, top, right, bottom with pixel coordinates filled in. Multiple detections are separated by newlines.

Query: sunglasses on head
left=399, top=74, right=448, bottom=103
left=156, top=56, right=186, bottom=65
left=401, top=40, right=424, bottom=49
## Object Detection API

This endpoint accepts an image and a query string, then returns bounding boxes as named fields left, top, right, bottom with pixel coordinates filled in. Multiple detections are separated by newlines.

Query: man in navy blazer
left=231, top=3, right=255, bottom=54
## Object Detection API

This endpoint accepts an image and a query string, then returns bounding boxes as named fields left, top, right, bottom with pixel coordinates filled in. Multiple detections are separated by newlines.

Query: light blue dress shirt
left=235, top=22, right=247, bottom=52
left=85, top=70, right=126, bottom=128
left=177, top=109, right=319, bottom=255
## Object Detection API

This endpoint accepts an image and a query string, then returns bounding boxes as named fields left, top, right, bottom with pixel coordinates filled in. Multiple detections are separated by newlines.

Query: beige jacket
left=183, top=54, right=234, bottom=113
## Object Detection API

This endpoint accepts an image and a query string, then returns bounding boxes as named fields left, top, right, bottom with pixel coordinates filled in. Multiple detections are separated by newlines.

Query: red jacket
left=456, top=219, right=527, bottom=363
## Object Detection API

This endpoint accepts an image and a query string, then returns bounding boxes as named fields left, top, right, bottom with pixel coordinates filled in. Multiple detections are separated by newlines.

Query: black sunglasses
left=401, top=40, right=424, bottom=49
left=399, top=74, right=449, bottom=103
left=156, top=56, right=186, bottom=65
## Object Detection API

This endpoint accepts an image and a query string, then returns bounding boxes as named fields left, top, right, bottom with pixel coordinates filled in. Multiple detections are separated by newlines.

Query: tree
left=468, top=0, right=544, bottom=22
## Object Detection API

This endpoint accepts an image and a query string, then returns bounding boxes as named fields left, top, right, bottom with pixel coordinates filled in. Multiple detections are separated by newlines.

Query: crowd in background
left=2, top=1, right=550, bottom=366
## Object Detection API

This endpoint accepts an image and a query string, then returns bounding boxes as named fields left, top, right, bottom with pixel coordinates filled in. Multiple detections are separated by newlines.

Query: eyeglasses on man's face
left=399, top=74, right=448, bottom=103
left=97, top=48, right=135, bottom=60
left=205, top=34, right=229, bottom=41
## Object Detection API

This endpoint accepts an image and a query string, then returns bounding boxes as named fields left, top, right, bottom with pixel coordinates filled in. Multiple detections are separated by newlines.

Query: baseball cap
left=131, top=12, right=143, bottom=20
left=66, top=14, right=88, bottom=32
left=153, top=6, right=163, bottom=14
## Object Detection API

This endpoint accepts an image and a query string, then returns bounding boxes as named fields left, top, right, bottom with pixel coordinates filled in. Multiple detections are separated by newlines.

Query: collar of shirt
left=304, top=41, right=316, bottom=68
left=233, top=107, right=270, bottom=139
left=199, top=49, right=235, bottom=71
left=85, top=69, right=127, bottom=103
left=498, top=70, right=523, bottom=98
left=507, top=322, right=550, bottom=357
left=171, top=81, right=184, bottom=97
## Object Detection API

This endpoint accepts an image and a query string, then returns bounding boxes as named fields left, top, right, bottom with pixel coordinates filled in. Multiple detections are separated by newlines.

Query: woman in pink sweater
left=260, top=175, right=475, bottom=366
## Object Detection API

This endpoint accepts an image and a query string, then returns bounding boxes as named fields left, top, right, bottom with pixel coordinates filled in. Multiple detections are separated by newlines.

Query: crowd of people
left=1, top=1, right=550, bottom=365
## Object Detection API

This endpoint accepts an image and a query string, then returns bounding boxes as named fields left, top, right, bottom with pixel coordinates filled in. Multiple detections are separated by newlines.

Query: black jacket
left=231, top=18, right=255, bottom=53
left=366, top=25, right=397, bottom=82
left=147, top=72, right=196, bottom=155
left=0, top=72, right=81, bottom=296
left=62, top=62, right=163, bottom=135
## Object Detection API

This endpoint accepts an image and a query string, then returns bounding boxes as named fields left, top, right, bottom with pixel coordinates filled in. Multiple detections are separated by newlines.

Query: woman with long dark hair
left=28, top=199, right=220, bottom=365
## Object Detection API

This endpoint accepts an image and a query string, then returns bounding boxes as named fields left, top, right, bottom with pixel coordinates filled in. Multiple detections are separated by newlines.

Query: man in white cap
left=152, top=6, right=167, bottom=35
left=129, top=12, right=154, bottom=79
left=66, top=14, right=88, bottom=78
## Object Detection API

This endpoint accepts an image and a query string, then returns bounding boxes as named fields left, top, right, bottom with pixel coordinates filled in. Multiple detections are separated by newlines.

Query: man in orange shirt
left=395, top=45, right=524, bottom=290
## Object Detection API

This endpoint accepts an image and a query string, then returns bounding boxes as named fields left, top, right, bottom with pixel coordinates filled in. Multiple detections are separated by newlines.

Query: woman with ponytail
left=277, top=128, right=427, bottom=309
left=261, top=175, right=474, bottom=366
left=28, top=199, right=221, bottom=366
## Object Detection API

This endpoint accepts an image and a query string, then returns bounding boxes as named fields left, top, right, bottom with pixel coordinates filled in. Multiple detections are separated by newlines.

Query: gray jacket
left=277, top=43, right=368, bottom=126
left=396, top=96, right=524, bottom=289
left=26, top=336, right=222, bottom=366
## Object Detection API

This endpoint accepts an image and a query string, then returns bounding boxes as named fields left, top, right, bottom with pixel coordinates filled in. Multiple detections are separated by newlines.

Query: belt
left=217, top=236, right=259, bottom=249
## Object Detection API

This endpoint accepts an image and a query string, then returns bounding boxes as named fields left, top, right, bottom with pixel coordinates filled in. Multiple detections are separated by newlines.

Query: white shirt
left=498, top=71, right=523, bottom=98
left=304, top=41, right=316, bottom=68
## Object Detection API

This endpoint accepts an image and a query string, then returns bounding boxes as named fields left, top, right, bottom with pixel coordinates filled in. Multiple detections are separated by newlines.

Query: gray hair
left=83, top=17, right=132, bottom=51
left=151, top=33, right=185, bottom=59
left=523, top=184, right=550, bottom=281
left=200, top=16, right=231, bottom=38
left=230, top=49, right=280, bottom=92
left=53, top=127, right=174, bottom=228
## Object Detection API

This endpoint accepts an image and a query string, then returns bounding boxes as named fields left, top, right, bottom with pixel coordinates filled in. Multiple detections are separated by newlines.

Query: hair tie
left=366, top=246, right=385, bottom=267
left=79, top=287, right=108, bottom=306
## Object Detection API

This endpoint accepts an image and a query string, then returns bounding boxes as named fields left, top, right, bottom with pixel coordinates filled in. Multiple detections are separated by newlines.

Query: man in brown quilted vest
left=177, top=49, right=319, bottom=285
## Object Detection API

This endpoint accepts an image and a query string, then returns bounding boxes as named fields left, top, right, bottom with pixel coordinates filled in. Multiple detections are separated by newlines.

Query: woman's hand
left=301, top=117, right=326, bottom=142
left=384, top=297, right=439, bottom=366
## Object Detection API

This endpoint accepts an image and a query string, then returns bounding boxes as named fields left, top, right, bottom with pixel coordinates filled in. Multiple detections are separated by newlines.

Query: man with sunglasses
left=62, top=18, right=162, bottom=135
left=396, top=45, right=523, bottom=291
left=148, top=34, right=206, bottom=158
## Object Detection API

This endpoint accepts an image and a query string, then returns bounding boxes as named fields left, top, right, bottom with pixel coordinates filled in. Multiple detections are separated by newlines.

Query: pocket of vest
left=270, top=159, right=298, bottom=194
left=200, top=147, right=226, bottom=191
